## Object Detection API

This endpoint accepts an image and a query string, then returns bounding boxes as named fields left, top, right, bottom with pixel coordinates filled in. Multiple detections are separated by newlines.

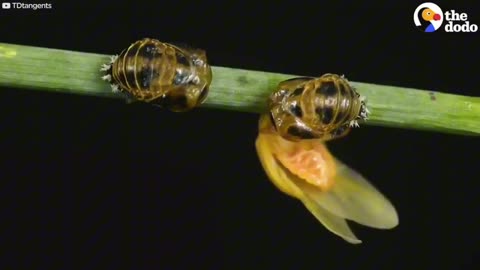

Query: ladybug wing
left=301, top=195, right=362, bottom=244
left=255, top=131, right=362, bottom=244
left=296, top=158, right=399, bottom=230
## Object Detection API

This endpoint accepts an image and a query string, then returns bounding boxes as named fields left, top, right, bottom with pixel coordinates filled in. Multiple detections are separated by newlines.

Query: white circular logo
left=413, top=2, right=444, bottom=32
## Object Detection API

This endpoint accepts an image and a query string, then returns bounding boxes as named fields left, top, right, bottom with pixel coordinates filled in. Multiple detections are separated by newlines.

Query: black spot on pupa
left=429, top=91, right=436, bottom=101
left=288, top=126, right=317, bottom=139
left=139, top=67, right=154, bottom=89
left=292, top=87, right=304, bottom=96
left=176, top=52, right=190, bottom=66
left=290, top=104, right=303, bottom=118
left=316, top=107, right=333, bottom=124
left=139, top=43, right=162, bottom=59
left=316, top=82, right=337, bottom=97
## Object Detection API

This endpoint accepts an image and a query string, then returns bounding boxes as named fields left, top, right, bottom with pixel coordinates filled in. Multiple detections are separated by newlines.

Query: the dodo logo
left=414, top=2, right=478, bottom=33
left=414, top=3, right=443, bottom=32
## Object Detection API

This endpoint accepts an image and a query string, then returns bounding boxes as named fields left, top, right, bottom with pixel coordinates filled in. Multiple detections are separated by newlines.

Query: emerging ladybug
left=101, top=38, right=212, bottom=112
left=255, top=73, right=397, bottom=244
left=255, top=113, right=398, bottom=244
left=268, top=74, right=369, bottom=142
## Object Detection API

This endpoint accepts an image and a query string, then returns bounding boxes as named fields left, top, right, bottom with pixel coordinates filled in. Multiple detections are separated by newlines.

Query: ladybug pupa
left=268, top=73, right=370, bottom=142
left=101, top=38, right=212, bottom=112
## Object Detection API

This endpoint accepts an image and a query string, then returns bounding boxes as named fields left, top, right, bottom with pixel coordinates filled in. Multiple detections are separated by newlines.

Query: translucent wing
left=301, top=196, right=362, bottom=244
left=255, top=114, right=398, bottom=243
left=256, top=131, right=362, bottom=243
left=295, top=159, right=399, bottom=229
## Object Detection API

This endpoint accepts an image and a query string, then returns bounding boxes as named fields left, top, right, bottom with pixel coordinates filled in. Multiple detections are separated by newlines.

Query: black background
left=0, top=1, right=479, bottom=269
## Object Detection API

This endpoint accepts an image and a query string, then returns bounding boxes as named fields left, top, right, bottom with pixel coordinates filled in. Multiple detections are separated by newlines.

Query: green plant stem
left=0, top=42, right=479, bottom=136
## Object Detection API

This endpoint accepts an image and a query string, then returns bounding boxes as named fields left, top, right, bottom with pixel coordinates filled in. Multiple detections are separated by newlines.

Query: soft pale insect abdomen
left=269, top=73, right=368, bottom=141
left=108, top=38, right=212, bottom=112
